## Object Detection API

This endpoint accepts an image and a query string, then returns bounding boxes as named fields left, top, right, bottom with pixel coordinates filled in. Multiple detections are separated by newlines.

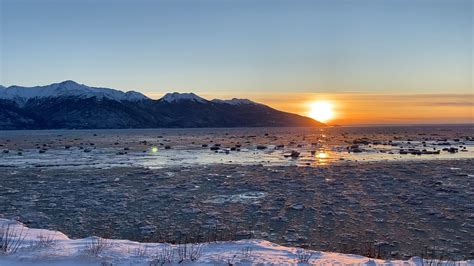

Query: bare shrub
left=226, top=254, right=237, bottom=265
left=295, top=248, right=312, bottom=263
left=84, top=237, right=111, bottom=257
left=419, top=246, right=458, bottom=266
left=133, top=244, right=147, bottom=257
left=356, top=237, right=388, bottom=259
left=0, top=224, right=26, bottom=254
left=177, top=242, right=203, bottom=263
left=241, top=245, right=253, bottom=259
left=149, top=245, right=174, bottom=265
left=31, top=234, right=56, bottom=249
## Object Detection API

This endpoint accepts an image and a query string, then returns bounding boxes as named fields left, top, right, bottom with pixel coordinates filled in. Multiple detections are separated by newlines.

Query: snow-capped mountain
left=0, top=80, right=149, bottom=104
left=160, top=92, right=207, bottom=103
left=212, top=98, right=260, bottom=105
left=0, top=81, right=324, bottom=129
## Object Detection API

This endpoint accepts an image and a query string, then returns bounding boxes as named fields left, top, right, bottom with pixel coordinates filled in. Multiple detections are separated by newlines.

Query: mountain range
left=0, top=80, right=323, bottom=129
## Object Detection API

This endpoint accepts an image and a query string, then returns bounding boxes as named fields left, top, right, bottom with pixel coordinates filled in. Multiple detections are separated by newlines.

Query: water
left=0, top=125, right=473, bottom=169
left=1, top=125, right=473, bottom=259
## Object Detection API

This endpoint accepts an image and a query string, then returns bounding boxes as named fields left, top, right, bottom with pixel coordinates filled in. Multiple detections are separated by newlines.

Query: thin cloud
left=429, top=102, right=474, bottom=107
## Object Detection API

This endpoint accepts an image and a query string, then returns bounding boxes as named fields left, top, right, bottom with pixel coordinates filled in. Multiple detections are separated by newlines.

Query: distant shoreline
left=1, top=123, right=473, bottom=131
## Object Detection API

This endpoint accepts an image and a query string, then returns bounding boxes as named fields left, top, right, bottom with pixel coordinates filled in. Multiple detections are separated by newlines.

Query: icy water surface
left=0, top=125, right=473, bottom=168
left=1, top=125, right=474, bottom=260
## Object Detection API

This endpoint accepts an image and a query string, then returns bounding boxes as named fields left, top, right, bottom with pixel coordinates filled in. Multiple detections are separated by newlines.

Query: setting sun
left=309, top=101, right=334, bottom=123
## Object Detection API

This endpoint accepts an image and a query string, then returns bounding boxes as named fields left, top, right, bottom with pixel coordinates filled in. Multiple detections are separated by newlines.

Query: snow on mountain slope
left=0, top=81, right=263, bottom=107
left=159, top=92, right=260, bottom=105
left=0, top=80, right=149, bottom=103
left=160, top=92, right=207, bottom=103
left=1, top=219, right=470, bottom=266
left=212, top=98, right=260, bottom=105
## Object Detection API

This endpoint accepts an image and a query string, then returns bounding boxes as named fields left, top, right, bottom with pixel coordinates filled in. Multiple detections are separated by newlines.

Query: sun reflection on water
left=317, top=151, right=328, bottom=159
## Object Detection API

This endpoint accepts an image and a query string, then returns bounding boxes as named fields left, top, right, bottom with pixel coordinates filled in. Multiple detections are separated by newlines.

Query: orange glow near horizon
left=146, top=91, right=473, bottom=125
left=245, top=92, right=473, bottom=125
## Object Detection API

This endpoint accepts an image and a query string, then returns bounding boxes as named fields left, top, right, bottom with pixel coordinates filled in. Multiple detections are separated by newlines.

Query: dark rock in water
left=291, top=151, right=300, bottom=158
left=348, top=145, right=363, bottom=153
left=256, top=145, right=267, bottom=150
left=165, top=146, right=171, bottom=150
left=353, top=138, right=371, bottom=145
left=442, top=147, right=459, bottom=153
left=2, top=149, right=8, bottom=154
left=437, top=142, right=451, bottom=146
left=421, top=149, right=440, bottom=155
left=235, top=230, right=253, bottom=240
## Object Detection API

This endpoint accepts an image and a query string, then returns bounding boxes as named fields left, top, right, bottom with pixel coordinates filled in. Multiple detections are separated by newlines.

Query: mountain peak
left=0, top=81, right=324, bottom=129
left=160, top=92, right=207, bottom=103
left=56, top=80, right=83, bottom=88
left=212, top=98, right=259, bottom=105
left=59, top=80, right=80, bottom=85
left=0, top=81, right=149, bottom=103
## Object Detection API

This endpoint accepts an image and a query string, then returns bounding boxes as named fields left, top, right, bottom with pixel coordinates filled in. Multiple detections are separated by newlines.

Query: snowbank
left=0, top=219, right=472, bottom=265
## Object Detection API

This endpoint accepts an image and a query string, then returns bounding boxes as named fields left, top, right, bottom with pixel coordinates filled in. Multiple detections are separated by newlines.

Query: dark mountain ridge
left=0, top=81, right=324, bottom=129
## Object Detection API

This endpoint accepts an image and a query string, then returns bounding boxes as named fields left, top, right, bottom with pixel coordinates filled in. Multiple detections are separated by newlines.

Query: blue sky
left=1, top=0, right=471, bottom=96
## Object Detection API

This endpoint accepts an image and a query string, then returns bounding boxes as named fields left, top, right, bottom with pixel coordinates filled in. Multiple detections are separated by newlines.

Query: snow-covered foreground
left=0, top=219, right=472, bottom=266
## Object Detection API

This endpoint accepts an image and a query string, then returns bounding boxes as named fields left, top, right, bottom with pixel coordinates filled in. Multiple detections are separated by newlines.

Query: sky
left=0, top=0, right=472, bottom=124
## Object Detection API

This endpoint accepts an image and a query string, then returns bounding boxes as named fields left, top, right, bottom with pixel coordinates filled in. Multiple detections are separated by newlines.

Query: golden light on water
left=317, top=151, right=328, bottom=159
left=151, top=146, right=158, bottom=153
left=308, top=101, right=334, bottom=123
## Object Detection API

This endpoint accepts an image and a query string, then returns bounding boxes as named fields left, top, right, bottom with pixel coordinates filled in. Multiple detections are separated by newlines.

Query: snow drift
left=1, top=219, right=472, bottom=265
